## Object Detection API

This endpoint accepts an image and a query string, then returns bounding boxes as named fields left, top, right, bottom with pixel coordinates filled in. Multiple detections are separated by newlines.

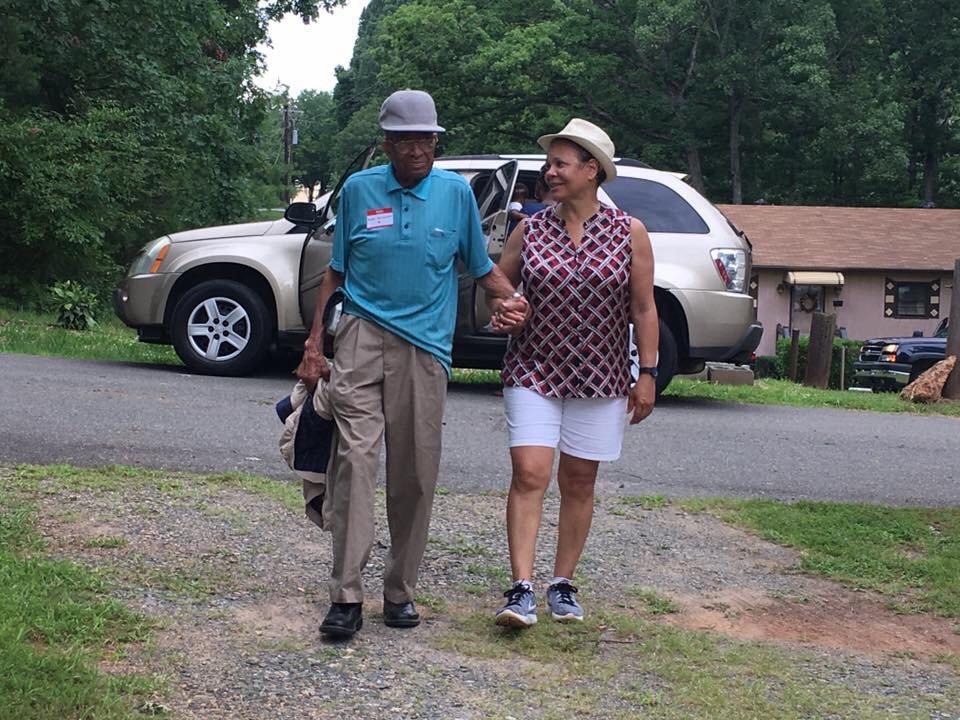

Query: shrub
left=776, top=336, right=863, bottom=390
left=49, top=281, right=98, bottom=330
left=754, top=355, right=781, bottom=379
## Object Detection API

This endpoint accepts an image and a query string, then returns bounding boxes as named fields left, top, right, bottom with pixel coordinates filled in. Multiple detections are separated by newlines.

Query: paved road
left=1, top=353, right=957, bottom=506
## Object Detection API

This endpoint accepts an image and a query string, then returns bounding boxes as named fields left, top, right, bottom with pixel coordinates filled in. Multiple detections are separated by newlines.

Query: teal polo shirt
left=330, top=164, right=495, bottom=372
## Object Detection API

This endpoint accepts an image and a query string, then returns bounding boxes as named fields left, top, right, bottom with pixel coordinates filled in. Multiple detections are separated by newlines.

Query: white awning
left=785, top=271, right=845, bottom=286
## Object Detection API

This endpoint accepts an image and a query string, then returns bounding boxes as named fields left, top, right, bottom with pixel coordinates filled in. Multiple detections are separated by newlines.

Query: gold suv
left=115, top=155, right=762, bottom=394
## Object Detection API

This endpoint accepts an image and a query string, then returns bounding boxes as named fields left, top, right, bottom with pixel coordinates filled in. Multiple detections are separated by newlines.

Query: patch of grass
left=12, top=463, right=168, bottom=493
left=629, top=587, right=680, bottom=615
left=12, top=464, right=303, bottom=515
left=462, top=562, right=512, bottom=591
left=414, top=593, right=449, bottom=614
left=680, top=498, right=960, bottom=617
left=440, top=536, right=493, bottom=559
left=0, top=307, right=180, bottom=366
left=616, top=494, right=669, bottom=511
left=83, top=535, right=129, bottom=549
left=665, top=377, right=960, bottom=417
left=450, top=368, right=500, bottom=385
left=0, top=491, right=157, bottom=719
left=433, top=608, right=950, bottom=718
left=198, top=471, right=302, bottom=513
left=933, top=653, right=960, bottom=672
left=116, top=555, right=239, bottom=601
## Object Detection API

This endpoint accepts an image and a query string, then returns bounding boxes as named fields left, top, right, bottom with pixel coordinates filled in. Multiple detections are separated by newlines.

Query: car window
left=935, top=318, right=949, bottom=338
left=602, top=177, right=709, bottom=234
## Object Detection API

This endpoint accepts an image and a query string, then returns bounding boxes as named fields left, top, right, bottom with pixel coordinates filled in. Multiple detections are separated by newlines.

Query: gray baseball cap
left=378, top=89, right=445, bottom=133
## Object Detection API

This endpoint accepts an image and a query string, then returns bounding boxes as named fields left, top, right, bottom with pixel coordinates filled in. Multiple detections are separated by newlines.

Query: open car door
left=298, top=144, right=377, bottom=328
left=466, top=159, right=518, bottom=333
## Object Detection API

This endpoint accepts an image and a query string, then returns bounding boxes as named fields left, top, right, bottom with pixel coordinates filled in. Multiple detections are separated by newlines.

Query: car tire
left=170, top=279, right=273, bottom=376
left=656, top=320, right=678, bottom=397
left=629, top=319, right=677, bottom=397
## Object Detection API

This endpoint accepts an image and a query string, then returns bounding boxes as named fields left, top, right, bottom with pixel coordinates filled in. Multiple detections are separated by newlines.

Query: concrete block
left=707, top=364, right=755, bottom=386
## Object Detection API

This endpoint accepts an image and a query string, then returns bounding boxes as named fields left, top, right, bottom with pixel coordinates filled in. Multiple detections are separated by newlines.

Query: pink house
left=717, top=205, right=959, bottom=357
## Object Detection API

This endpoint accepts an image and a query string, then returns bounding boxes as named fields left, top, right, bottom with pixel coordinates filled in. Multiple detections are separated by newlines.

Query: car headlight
left=710, top=248, right=748, bottom=293
left=128, top=237, right=171, bottom=276
left=880, top=343, right=899, bottom=362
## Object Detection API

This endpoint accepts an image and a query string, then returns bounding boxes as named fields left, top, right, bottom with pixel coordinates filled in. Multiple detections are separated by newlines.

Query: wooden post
left=787, top=329, right=801, bottom=382
left=840, top=345, right=846, bottom=391
left=943, top=259, right=960, bottom=400
left=804, top=312, right=837, bottom=389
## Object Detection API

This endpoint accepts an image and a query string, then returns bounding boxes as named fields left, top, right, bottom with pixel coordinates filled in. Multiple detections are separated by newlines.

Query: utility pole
left=943, top=259, right=960, bottom=399
left=282, top=102, right=291, bottom=205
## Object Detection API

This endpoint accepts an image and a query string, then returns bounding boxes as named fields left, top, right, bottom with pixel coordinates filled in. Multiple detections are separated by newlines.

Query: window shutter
left=884, top=278, right=895, bottom=317
left=929, top=279, right=940, bottom=318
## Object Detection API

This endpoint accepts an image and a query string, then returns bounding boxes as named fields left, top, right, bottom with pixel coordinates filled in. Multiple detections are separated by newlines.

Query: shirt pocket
left=425, top=227, right=459, bottom=270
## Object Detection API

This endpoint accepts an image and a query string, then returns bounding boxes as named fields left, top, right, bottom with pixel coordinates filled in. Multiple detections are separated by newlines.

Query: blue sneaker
left=495, top=582, right=538, bottom=627
left=546, top=581, right=583, bottom=622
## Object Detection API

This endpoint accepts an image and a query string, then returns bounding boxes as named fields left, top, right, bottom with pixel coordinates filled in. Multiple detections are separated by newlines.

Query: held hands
left=626, top=375, right=656, bottom=424
left=295, top=336, right=330, bottom=392
left=489, top=293, right=531, bottom=335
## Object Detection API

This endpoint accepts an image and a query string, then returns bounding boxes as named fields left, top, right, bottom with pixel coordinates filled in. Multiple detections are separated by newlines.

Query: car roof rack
left=440, top=154, right=654, bottom=169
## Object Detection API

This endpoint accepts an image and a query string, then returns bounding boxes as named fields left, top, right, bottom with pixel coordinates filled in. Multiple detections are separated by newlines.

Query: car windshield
left=935, top=318, right=949, bottom=338
left=602, top=177, right=709, bottom=234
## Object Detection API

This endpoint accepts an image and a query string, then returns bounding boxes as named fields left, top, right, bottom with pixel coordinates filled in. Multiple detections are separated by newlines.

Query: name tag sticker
left=366, top=207, right=394, bottom=230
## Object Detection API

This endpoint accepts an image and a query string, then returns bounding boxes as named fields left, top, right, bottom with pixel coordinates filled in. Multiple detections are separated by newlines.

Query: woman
left=488, top=119, right=659, bottom=627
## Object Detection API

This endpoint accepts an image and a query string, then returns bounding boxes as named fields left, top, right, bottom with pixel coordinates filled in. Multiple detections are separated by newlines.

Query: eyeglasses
left=389, top=136, right=438, bottom=153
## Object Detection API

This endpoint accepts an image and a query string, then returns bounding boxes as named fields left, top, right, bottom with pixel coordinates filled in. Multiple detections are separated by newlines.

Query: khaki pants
left=327, top=315, right=447, bottom=604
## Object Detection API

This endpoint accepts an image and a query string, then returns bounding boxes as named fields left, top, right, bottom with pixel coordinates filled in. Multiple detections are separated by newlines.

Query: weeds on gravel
left=629, top=587, right=680, bottom=615
left=12, top=464, right=305, bottom=516
left=198, top=472, right=302, bottom=513
left=83, top=535, right=129, bottom=549
left=0, top=491, right=159, bottom=719
left=682, top=498, right=960, bottom=618
left=434, top=608, right=949, bottom=718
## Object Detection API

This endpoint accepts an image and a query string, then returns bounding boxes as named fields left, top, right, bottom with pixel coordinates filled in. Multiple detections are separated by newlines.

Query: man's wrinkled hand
left=296, top=338, right=330, bottom=391
left=490, top=295, right=530, bottom=335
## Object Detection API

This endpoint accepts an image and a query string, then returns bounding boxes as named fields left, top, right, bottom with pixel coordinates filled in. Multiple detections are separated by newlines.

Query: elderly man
left=297, top=89, right=527, bottom=639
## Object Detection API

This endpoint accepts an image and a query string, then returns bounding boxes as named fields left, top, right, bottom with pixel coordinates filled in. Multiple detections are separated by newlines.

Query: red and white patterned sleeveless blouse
left=502, top=203, right=633, bottom=398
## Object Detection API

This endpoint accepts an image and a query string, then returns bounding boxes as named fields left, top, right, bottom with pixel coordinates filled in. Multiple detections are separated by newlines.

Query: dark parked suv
left=853, top=318, right=950, bottom=391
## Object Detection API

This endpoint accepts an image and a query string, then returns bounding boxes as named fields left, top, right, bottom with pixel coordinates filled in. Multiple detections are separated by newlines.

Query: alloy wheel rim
left=186, top=297, right=250, bottom=361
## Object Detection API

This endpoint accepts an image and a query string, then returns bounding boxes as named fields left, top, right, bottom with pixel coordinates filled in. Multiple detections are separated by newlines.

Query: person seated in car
left=520, top=170, right=554, bottom=216
left=507, top=184, right=530, bottom=236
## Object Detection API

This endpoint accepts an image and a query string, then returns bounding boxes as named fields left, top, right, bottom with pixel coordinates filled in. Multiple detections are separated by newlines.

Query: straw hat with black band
left=537, top=118, right=617, bottom=183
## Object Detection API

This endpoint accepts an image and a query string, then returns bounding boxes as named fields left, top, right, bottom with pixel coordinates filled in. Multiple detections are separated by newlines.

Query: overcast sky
left=255, top=1, right=370, bottom=96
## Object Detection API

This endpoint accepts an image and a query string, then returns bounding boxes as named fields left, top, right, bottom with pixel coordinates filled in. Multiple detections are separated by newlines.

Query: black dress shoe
left=319, top=602, right=363, bottom=638
left=383, top=599, right=420, bottom=628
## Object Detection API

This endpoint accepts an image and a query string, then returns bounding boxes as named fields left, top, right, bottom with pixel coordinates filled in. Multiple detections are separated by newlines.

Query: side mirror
left=284, top=202, right=319, bottom=226
left=912, top=330, right=924, bottom=337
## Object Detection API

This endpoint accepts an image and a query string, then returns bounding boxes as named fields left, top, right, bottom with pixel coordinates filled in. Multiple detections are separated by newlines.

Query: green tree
left=324, top=0, right=960, bottom=209
left=0, top=0, right=344, bottom=304
left=293, top=91, right=337, bottom=200
left=887, top=0, right=960, bottom=207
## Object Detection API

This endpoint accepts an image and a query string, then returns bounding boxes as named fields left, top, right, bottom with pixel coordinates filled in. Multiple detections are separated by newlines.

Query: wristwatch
left=636, top=366, right=659, bottom=378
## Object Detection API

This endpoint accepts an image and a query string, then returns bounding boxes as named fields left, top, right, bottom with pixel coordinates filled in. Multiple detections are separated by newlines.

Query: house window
left=884, top=278, right=941, bottom=319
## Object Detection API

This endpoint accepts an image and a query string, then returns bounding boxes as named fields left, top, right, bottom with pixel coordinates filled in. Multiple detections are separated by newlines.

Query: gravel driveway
left=11, top=465, right=958, bottom=720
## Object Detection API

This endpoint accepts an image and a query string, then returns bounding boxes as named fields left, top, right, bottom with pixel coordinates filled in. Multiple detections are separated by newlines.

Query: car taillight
left=710, top=249, right=748, bottom=293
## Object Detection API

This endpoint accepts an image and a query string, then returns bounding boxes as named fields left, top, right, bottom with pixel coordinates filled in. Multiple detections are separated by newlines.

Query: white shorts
left=503, top=386, right=628, bottom=462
